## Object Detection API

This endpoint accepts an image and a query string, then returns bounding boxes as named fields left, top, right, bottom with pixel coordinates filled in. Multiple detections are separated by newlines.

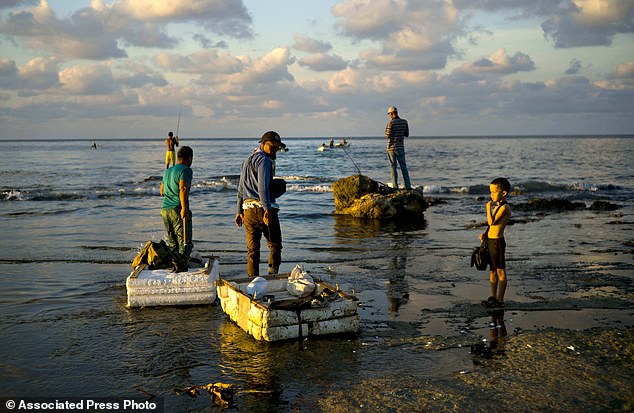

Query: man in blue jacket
left=235, top=131, right=286, bottom=277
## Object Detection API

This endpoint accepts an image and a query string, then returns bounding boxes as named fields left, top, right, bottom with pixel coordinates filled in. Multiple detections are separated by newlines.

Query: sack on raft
left=286, top=265, right=316, bottom=298
left=132, top=240, right=188, bottom=272
left=247, top=276, right=268, bottom=298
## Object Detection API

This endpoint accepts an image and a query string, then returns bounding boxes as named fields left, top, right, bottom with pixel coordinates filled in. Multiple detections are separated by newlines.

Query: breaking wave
left=1, top=179, right=620, bottom=202
left=420, top=180, right=621, bottom=195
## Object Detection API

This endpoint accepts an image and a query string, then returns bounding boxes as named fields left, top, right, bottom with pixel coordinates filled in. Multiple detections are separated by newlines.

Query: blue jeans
left=160, top=208, right=193, bottom=257
left=387, top=148, right=412, bottom=189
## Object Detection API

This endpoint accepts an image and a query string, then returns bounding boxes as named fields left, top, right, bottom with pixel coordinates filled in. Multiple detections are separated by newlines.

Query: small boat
left=126, top=258, right=219, bottom=307
left=216, top=272, right=360, bottom=341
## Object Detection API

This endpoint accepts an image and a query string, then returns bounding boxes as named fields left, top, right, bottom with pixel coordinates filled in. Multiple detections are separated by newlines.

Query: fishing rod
left=341, top=144, right=361, bottom=175
left=175, top=106, right=182, bottom=139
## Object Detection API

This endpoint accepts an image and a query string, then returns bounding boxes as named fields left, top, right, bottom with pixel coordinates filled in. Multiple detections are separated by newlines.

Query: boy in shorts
left=480, top=177, right=512, bottom=308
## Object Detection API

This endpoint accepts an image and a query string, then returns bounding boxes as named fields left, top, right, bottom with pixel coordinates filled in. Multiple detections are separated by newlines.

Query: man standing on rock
left=385, top=106, right=412, bottom=190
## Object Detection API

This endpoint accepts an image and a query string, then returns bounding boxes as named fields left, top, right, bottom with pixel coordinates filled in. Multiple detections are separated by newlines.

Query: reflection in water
left=216, top=321, right=284, bottom=410
left=215, top=317, right=361, bottom=411
left=471, top=310, right=508, bottom=360
left=121, top=306, right=217, bottom=382
left=333, top=214, right=426, bottom=318
left=488, top=310, right=507, bottom=356
left=386, top=231, right=415, bottom=316
left=387, top=254, right=410, bottom=315
left=333, top=214, right=427, bottom=244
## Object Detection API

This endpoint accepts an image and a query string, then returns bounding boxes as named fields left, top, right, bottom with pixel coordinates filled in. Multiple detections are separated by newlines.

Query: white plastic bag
left=247, top=276, right=268, bottom=298
left=286, top=265, right=315, bottom=298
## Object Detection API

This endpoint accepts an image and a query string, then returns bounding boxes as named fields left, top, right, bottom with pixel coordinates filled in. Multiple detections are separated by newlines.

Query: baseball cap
left=259, top=131, right=286, bottom=149
left=387, top=106, right=398, bottom=114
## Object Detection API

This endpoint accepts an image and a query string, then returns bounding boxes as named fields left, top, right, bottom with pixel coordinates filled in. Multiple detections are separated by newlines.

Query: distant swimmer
left=165, top=131, right=179, bottom=169
left=91, top=142, right=98, bottom=149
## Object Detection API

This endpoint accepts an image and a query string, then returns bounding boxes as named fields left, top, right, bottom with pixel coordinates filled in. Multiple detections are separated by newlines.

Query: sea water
left=1, top=136, right=633, bottom=411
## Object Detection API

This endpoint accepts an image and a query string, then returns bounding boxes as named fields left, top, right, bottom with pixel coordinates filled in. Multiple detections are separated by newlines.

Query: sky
left=0, top=0, right=633, bottom=139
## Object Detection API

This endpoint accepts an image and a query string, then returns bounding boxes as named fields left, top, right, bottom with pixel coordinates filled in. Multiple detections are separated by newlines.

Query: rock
left=424, top=197, right=447, bottom=206
left=332, top=174, right=428, bottom=219
left=513, top=198, right=586, bottom=212
left=588, top=200, right=621, bottom=211
left=331, top=174, right=380, bottom=211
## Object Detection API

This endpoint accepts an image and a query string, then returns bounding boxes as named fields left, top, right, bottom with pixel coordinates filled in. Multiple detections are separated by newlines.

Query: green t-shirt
left=161, top=163, right=193, bottom=210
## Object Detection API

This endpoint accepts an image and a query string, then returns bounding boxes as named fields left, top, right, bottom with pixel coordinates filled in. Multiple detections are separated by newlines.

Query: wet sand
left=290, top=204, right=634, bottom=413
left=315, top=328, right=634, bottom=412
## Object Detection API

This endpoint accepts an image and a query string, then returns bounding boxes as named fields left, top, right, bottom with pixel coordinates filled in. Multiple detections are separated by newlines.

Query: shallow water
left=1, top=136, right=633, bottom=411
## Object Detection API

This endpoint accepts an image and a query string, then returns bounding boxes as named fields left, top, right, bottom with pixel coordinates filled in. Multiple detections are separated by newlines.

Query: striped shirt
left=385, top=117, right=409, bottom=150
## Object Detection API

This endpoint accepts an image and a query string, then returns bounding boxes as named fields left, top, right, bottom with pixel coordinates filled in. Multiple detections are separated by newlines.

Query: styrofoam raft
left=126, top=258, right=218, bottom=307
left=217, top=276, right=360, bottom=341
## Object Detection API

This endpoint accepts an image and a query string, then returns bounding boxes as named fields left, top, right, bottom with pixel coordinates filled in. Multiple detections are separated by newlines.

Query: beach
left=1, top=136, right=633, bottom=412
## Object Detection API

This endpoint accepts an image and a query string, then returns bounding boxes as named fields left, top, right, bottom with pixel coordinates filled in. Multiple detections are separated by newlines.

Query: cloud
left=192, top=33, right=227, bottom=49
left=59, top=64, right=118, bottom=95
left=118, top=61, right=168, bottom=87
left=453, top=0, right=634, bottom=48
left=0, top=0, right=253, bottom=60
left=325, top=66, right=436, bottom=97
left=455, top=48, right=536, bottom=75
left=0, top=2, right=129, bottom=59
left=565, top=58, right=585, bottom=74
left=614, top=61, right=634, bottom=79
left=0, top=57, right=60, bottom=91
left=0, top=0, right=38, bottom=10
left=457, top=0, right=634, bottom=48
left=453, top=0, right=575, bottom=16
left=333, top=0, right=459, bottom=70
left=360, top=40, right=454, bottom=70
left=293, top=34, right=332, bottom=53
left=111, top=0, right=253, bottom=38
left=542, top=0, right=634, bottom=48
left=226, top=47, right=295, bottom=86
left=0, top=58, right=18, bottom=77
left=298, top=53, right=347, bottom=71
left=152, top=49, right=244, bottom=74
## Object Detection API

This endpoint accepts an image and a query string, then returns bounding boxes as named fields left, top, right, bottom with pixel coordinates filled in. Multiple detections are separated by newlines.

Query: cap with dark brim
left=259, top=131, right=286, bottom=149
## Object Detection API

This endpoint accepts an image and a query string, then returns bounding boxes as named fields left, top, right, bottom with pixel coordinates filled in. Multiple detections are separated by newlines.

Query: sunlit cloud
left=0, top=0, right=632, bottom=137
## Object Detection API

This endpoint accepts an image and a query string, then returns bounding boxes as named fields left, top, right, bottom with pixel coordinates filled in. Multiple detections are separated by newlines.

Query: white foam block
left=126, top=259, right=219, bottom=307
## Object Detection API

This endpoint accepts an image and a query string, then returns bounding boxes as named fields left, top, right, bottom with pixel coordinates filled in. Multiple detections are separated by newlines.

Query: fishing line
left=341, top=145, right=361, bottom=175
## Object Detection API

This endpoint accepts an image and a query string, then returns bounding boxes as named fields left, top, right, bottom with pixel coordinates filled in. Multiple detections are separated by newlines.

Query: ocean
left=1, top=136, right=633, bottom=411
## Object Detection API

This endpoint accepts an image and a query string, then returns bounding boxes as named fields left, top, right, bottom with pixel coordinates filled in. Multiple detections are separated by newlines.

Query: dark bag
left=471, top=239, right=490, bottom=271
left=132, top=240, right=188, bottom=272
left=270, top=178, right=287, bottom=198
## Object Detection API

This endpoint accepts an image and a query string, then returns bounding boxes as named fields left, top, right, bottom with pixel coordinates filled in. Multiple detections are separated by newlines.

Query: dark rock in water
left=513, top=198, right=586, bottom=212
left=588, top=200, right=621, bottom=211
left=332, top=174, right=380, bottom=211
left=424, top=197, right=447, bottom=206
left=332, top=174, right=428, bottom=219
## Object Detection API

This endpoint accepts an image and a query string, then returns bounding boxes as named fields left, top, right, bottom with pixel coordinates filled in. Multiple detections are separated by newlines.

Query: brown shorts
left=487, top=237, right=506, bottom=270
